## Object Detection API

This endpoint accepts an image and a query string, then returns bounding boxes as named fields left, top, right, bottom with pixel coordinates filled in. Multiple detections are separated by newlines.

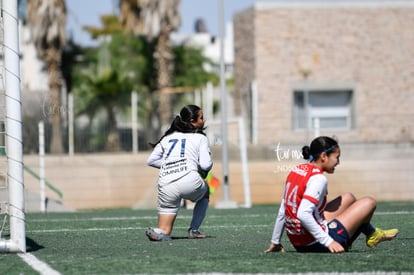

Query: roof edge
left=255, top=1, right=414, bottom=9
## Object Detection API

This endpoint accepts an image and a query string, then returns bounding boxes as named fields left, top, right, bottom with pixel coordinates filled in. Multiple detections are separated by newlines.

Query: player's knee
left=342, top=192, right=356, bottom=204
left=362, top=196, right=377, bottom=210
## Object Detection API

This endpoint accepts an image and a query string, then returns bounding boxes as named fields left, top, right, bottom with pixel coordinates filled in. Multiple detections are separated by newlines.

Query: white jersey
left=147, top=132, right=213, bottom=185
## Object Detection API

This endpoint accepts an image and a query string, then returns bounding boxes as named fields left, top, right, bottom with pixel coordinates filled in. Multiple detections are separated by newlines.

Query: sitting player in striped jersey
left=265, top=136, right=398, bottom=253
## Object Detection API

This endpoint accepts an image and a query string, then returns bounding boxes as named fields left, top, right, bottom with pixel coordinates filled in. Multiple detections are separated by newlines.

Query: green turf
left=1, top=202, right=413, bottom=274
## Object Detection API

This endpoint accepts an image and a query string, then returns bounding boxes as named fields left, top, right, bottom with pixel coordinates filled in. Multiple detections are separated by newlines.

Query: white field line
left=27, top=210, right=413, bottom=234
left=28, top=213, right=266, bottom=223
left=28, top=224, right=269, bottom=233
left=182, top=273, right=414, bottom=275
left=376, top=211, right=414, bottom=215
left=18, top=253, right=61, bottom=275
left=28, top=211, right=414, bottom=223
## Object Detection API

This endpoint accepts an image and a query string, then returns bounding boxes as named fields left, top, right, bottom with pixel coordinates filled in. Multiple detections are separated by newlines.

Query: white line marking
left=28, top=224, right=269, bottom=233
left=376, top=211, right=414, bottom=215
left=29, top=210, right=414, bottom=223
left=26, top=210, right=413, bottom=234
left=183, top=273, right=414, bottom=275
left=18, top=252, right=61, bottom=275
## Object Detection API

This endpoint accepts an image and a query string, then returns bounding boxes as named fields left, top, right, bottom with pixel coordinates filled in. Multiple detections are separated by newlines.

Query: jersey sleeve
left=198, top=135, right=213, bottom=172
left=270, top=198, right=286, bottom=244
left=146, top=143, right=163, bottom=168
left=302, top=174, right=327, bottom=205
left=297, top=174, right=333, bottom=247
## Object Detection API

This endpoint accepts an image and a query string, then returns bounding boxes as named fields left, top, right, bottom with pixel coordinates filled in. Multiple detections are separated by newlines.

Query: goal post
left=207, top=117, right=252, bottom=208
left=0, top=0, right=26, bottom=253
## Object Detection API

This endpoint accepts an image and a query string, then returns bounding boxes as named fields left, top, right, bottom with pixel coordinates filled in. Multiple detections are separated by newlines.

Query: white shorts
left=157, top=171, right=208, bottom=214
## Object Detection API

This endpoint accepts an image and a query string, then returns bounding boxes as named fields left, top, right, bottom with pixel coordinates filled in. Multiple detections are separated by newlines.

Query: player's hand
left=327, top=240, right=345, bottom=253
left=264, top=243, right=285, bottom=253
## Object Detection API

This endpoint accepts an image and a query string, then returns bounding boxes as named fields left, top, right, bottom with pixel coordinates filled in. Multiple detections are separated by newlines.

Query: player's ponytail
left=304, top=136, right=339, bottom=161
left=302, top=145, right=311, bottom=160
left=149, top=105, right=206, bottom=147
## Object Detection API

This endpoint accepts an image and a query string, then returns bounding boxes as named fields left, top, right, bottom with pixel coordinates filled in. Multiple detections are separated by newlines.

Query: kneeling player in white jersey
left=146, top=105, right=213, bottom=241
left=265, top=136, right=398, bottom=253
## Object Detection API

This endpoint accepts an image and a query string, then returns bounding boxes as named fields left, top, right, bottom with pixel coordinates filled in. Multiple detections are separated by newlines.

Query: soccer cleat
left=188, top=229, right=206, bottom=239
left=145, top=227, right=172, bottom=241
left=366, top=227, right=399, bottom=247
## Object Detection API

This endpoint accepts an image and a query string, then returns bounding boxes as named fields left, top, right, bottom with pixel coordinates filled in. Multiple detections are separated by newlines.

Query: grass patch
left=1, top=202, right=413, bottom=274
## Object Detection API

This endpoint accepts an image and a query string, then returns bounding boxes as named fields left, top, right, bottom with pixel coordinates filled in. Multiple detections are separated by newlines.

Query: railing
left=0, top=148, right=63, bottom=201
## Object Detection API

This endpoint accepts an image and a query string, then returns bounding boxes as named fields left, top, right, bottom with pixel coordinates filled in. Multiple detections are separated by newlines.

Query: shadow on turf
left=171, top=236, right=216, bottom=240
left=26, top=237, right=45, bottom=252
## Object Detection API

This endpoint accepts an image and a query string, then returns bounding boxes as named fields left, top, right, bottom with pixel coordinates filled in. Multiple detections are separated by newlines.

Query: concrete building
left=171, top=22, right=234, bottom=80
left=233, top=1, right=414, bottom=146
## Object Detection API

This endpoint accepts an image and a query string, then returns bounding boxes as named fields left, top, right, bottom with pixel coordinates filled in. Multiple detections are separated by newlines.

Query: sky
left=65, top=0, right=275, bottom=46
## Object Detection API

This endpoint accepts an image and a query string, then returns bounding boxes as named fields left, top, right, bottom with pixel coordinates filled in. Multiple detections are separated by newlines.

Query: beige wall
left=234, top=2, right=414, bottom=146
left=22, top=145, right=414, bottom=211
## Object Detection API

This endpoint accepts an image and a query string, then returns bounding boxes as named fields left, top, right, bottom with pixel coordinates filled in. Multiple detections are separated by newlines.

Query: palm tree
left=77, top=67, right=133, bottom=151
left=79, top=15, right=149, bottom=152
left=27, top=0, right=67, bottom=154
left=119, top=0, right=181, bottom=135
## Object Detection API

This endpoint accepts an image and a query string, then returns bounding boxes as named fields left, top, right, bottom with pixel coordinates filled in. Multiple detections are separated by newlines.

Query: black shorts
left=295, top=219, right=350, bottom=253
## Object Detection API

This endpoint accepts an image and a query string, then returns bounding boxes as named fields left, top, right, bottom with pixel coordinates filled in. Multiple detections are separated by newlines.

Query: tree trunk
left=148, top=95, right=161, bottom=146
left=155, top=32, right=173, bottom=130
left=105, top=105, right=120, bottom=152
left=48, top=59, right=64, bottom=154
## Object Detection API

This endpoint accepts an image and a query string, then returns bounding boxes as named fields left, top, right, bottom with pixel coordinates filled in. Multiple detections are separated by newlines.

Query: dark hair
left=302, top=136, right=339, bottom=161
left=150, top=105, right=206, bottom=147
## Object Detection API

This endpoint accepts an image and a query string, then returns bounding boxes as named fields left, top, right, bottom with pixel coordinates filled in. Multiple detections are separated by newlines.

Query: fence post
left=38, top=121, right=46, bottom=212
left=131, top=91, right=138, bottom=153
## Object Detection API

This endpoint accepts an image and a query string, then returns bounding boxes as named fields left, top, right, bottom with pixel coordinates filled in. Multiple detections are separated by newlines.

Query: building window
left=293, top=87, right=353, bottom=130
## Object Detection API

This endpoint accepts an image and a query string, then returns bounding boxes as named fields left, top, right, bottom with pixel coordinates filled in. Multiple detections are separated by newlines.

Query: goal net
left=0, top=0, right=26, bottom=253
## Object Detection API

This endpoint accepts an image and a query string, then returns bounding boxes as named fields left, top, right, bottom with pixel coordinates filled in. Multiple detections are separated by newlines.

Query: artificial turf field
left=1, top=201, right=413, bottom=274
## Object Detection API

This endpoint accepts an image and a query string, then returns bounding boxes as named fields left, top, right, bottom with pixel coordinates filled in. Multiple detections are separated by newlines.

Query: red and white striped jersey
left=283, top=163, right=329, bottom=247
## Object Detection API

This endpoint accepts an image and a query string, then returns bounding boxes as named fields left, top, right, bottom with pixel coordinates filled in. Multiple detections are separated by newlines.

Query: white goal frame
left=0, top=0, right=26, bottom=253
left=207, top=117, right=252, bottom=208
